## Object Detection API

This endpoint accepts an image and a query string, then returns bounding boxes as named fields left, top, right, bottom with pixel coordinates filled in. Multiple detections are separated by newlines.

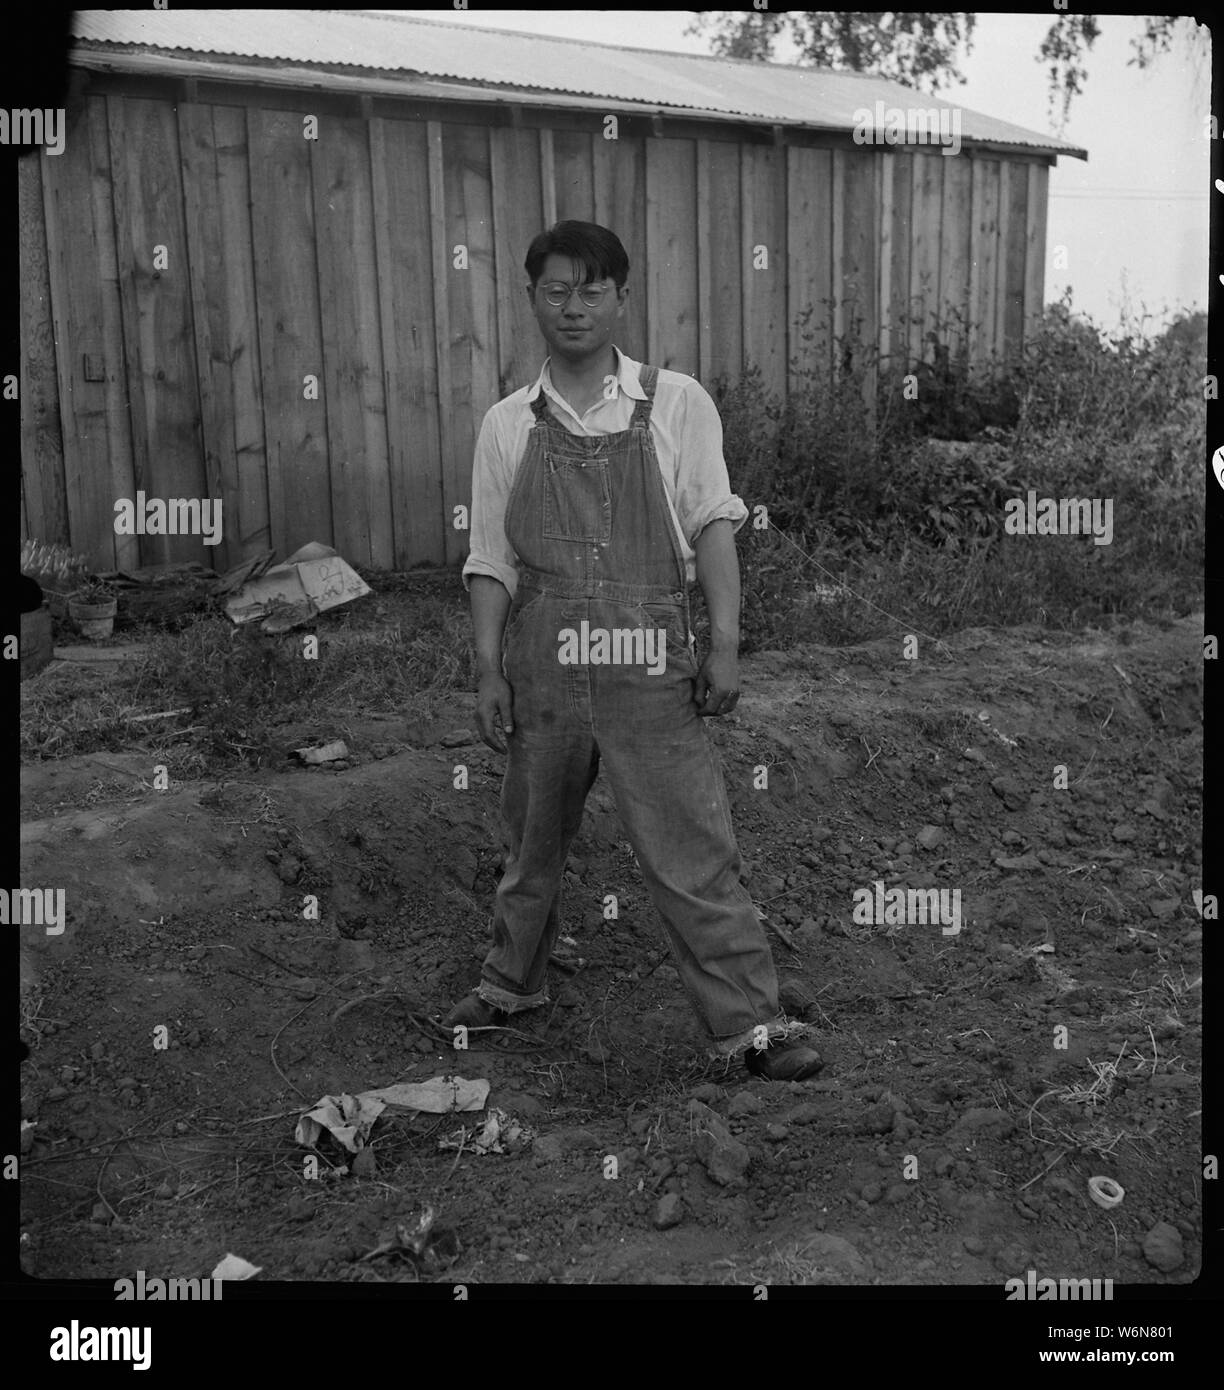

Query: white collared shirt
left=462, top=346, right=748, bottom=597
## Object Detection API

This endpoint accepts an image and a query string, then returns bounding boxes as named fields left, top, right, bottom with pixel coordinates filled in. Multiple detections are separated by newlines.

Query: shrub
left=720, top=293, right=1203, bottom=647
left=130, top=617, right=315, bottom=764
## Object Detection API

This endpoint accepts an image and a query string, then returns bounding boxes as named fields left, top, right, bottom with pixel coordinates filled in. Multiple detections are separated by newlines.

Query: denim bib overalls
left=476, top=363, right=785, bottom=1056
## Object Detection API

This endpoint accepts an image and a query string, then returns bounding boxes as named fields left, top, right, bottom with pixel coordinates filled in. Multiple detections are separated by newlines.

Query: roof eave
left=66, top=42, right=1089, bottom=162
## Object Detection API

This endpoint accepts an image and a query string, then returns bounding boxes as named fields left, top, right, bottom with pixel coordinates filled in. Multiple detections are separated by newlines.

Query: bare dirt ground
left=19, top=610, right=1202, bottom=1288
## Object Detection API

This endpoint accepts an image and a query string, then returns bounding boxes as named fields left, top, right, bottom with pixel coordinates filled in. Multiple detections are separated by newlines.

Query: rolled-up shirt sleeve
left=461, top=408, right=520, bottom=597
left=672, top=380, right=749, bottom=545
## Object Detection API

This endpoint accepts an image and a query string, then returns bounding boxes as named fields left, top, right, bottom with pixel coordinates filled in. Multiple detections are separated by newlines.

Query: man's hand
left=476, top=672, right=515, bottom=752
left=470, top=576, right=514, bottom=751
left=693, top=519, right=741, bottom=716
left=694, top=648, right=739, bottom=716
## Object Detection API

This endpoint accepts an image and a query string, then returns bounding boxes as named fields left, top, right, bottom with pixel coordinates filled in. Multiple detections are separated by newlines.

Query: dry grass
left=1024, top=1045, right=1154, bottom=1162
left=20, top=575, right=475, bottom=775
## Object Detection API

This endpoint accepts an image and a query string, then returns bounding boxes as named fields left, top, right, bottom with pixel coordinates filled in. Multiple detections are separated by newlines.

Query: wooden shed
left=20, top=9, right=1087, bottom=575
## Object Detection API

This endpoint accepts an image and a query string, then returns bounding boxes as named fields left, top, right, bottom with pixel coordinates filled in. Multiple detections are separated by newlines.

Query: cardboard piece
left=225, top=543, right=371, bottom=632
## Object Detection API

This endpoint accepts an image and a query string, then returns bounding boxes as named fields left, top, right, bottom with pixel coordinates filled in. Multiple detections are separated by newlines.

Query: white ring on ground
left=1087, top=1175, right=1125, bottom=1209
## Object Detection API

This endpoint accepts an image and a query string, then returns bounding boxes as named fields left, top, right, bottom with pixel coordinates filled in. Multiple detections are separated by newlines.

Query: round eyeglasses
left=540, top=282, right=611, bottom=308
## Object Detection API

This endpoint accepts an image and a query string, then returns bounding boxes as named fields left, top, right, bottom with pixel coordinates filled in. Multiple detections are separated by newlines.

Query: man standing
left=448, top=220, right=823, bottom=1081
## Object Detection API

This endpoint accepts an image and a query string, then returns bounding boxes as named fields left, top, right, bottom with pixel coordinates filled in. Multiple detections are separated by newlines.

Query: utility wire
left=765, top=520, right=954, bottom=658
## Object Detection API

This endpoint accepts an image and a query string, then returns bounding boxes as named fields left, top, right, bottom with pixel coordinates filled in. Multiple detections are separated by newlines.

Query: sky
left=392, top=8, right=1209, bottom=338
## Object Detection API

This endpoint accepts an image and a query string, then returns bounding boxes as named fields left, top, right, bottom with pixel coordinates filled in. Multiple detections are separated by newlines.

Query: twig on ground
left=555, top=951, right=670, bottom=1039
left=173, top=1174, right=228, bottom=1202
left=331, top=990, right=393, bottom=1023
left=247, top=943, right=306, bottom=975
left=94, top=1153, right=119, bottom=1223
left=441, top=1132, right=467, bottom=1188
left=1019, top=1148, right=1067, bottom=1191
left=762, top=915, right=799, bottom=950
left=269, top=969, right=376, bottom=1100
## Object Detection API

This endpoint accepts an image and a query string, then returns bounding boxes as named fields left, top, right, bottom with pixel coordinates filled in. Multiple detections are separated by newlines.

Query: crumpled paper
left=365, top=1078, right=490, bottom=1113
left=210, top=1253, right=262, bottom=1281
left=438, top=1106, right=533, bottom=1156
left=295, top=1076, right=490, bottom=1153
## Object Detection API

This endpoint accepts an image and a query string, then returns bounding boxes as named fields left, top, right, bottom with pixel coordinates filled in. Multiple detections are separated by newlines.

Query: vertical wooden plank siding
left=644, top=139, right=698, bottom=373
left=591, top=134, right=647, bottom=360
left=107, top=96, right=206, bottom=568
left=539, top=129, right=557, bottom=227
left=213, top=106, right=270, bottom=555
left=840, top=146, right=877, bottom=395
left=695, top=141, right=713, bottom=385
left=939, top=155, right=973, bottom=361
left=310, top=113, right=392, bottom=569
left=249, top=107, right=332, bottom=559
left=426, top=120, right=460, bottom=566
left=876, top=152, right=893, bottom=380
left=18, top=153, right=67, bottom=546
left=830, top=149, right=845, bottom=352
left=967, top=156, right=983, bottom=365
left=490, top=125, right=547, bottom=395
left=888, top=149, right=914, bottom=373
left=371, top=117, right=446, bottom=566
left=41, top=94, right=123, bottom=569
left=25, top=82, right=1062, bottom=569
left=1000, top=161, right=1029, bottom=357
left=909, top=151, right=943, bottom=365
left=700, top=139, right=743, bottom=387
left=789, top=145, right=833, bottom=389
left=992, top=160, right=1012, bottom=362
left=440, top=122, right=498, bottom=566
left=1023, top=162, right=1049, bottom=340
left=179, top=102, right=269, bottom=569
left=741, top=142, right=786, bottom=399
left=177, top=103, right=227, bottom=567
left=970, top=158, right=1001, bottom=367
left=88, top=97, right=140, bottom=571
left=552, top=128, right=594, bottom=221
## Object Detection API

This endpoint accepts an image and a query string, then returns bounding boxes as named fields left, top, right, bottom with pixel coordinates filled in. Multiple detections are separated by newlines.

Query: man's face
left=527, top=253, right=627, bottom=368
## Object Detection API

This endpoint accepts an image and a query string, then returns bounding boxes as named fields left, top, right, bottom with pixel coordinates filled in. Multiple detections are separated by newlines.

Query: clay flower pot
left=68, top=594, right=118, bottom=641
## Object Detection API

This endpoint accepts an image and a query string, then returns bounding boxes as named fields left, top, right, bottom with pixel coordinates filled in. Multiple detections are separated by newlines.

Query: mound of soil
left=19, top=613, right=1202, bottom=1286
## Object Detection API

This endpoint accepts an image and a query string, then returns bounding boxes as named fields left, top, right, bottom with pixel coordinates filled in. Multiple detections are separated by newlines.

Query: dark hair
left=524, top=220, right=629, bottom=289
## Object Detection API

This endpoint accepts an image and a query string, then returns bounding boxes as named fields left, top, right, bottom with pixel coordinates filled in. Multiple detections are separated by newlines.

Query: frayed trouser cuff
left=707, top=1015, right=806, bottom=1060
left=477, top=979, right=549, bottom=1013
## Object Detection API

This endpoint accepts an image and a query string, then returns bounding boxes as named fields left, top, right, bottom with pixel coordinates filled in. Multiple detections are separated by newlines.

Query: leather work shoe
left=441, top=993, right=509, bottom=1031
left=743, top=1037, right=825, bottom=1082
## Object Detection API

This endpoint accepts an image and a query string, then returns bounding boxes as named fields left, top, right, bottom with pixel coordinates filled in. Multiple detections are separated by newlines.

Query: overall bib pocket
left=542, top=450, right=612, bottom=543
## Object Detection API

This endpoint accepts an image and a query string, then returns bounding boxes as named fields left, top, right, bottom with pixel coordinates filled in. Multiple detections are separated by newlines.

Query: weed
left=720, top=294, right=1203, bottom=651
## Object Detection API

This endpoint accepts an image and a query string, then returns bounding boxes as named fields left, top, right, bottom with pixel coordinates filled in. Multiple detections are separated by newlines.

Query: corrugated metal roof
left=69, top=9, right=1087, bottom=160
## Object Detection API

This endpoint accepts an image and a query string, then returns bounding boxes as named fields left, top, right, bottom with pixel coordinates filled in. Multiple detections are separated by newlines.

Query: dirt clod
left=18, top=611, right=1202, bottom=1287
left=689, top=1100, right=751, bottom=1186
left=1141, top=1221, right=1184, bottom=1273
left=653, top=1193, right=684, bottom=1230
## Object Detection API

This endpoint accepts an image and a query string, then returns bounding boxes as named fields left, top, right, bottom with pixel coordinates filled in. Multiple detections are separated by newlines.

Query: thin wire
left=765, top=520, right=954, bottom=657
